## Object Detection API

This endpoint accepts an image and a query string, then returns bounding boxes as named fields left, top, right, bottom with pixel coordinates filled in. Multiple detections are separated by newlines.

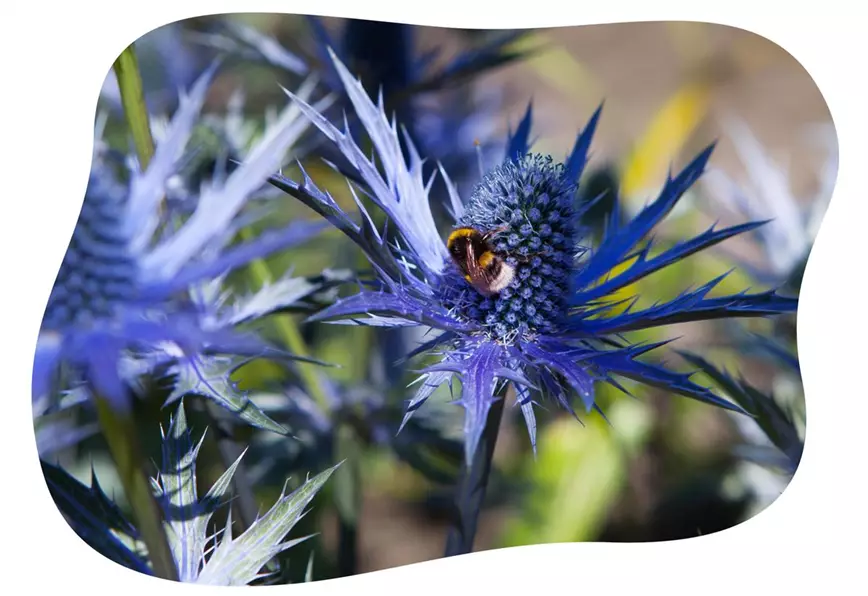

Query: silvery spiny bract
left=33, top=64, right=330, bottom=417
left=42, top=400, right=337, bottom=584
left=267, top=49, right=799, bottom=464
left=701, top=116, right=837, bottom=290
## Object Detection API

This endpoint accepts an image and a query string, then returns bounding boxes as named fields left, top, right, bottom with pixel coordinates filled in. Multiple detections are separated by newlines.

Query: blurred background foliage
left=51, top=14, right=831, bottom=575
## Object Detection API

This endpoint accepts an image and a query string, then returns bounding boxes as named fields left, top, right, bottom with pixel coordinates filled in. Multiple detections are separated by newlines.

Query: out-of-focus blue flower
left=34, top=65, right=331, bottom=417
left=268, top=51, right=799, bottom=463
left=148, top=79, right=319, bottom=221
left=701, top=117, right=837, bottom=291
left=302, top=18, right=523, bottom=178
left=33, top=385, right=97, bottom=458
left=197, top=17, right=524, bottom=189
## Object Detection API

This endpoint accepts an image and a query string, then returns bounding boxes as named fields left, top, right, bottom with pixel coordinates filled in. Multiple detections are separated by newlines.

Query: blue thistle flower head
left=43, top=165, right=137, bottom=331
left=34, top=65, right=329, bottom=417
left=269, top=50, right=800, bottom=464
left=438, top=154, right=582, bottom=342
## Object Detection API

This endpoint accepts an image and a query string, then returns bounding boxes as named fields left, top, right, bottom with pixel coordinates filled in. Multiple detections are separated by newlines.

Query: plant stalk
left=112, top=44, right=155, bottom=170
left=238, top=228, right=330, bottom=411
left=444, top=392, right=507, bottom=557
left=101, top=43, right=176, bottom=579
left=94, top=397, right=178, bottom=580
left=333, top=425, right=362, bottom=577
left=198, top=401, right=262, bottom=533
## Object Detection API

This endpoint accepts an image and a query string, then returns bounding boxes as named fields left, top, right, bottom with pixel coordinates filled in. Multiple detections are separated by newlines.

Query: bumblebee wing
left=463, top=239, right=490, bottom=283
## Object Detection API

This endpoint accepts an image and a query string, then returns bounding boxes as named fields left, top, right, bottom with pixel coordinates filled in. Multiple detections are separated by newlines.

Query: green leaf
left=112, top=44, right=155, bottom=169
left=196, top=463, right=340, bottom=586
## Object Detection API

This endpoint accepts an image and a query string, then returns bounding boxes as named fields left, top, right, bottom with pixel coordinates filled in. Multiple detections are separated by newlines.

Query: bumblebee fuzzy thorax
left=439, top=154, right=580, bottom=342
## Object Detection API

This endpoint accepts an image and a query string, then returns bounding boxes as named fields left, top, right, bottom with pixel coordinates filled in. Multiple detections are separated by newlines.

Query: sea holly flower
left=33, top=64, right=331, bottom=420
left=193, top=17, right=522, bottom=397
left=296, top=16, right=522, bottom=178
left=269, top=50, right=799, bottom=464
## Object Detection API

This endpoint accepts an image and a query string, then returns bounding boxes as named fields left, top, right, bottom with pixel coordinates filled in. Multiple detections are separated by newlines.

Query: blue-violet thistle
left=269, top=49, right=800, bottom=464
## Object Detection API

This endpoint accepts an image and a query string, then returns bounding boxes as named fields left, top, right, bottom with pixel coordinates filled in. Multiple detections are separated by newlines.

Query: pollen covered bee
left=446, top=227, right=515, bottom=297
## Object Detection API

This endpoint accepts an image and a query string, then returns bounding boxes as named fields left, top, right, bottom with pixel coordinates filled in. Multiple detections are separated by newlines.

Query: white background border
left=2, top=0, right=864, bottom=593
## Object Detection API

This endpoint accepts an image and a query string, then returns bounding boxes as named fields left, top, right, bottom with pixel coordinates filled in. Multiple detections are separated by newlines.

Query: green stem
left=444, top=391, right=507, bottom=557
left=238, top=228, right=329, bottom=410
left=333, top=426, right=362, bottom=577
left=95, top=398, right=178, bottom=580
left=112, top=44, right=155, bottom=169
left=102, top=43, right=176, bottom=579
left=198, top=401, right=262, bottom=534
left=238, top=229, right=363, bottom=579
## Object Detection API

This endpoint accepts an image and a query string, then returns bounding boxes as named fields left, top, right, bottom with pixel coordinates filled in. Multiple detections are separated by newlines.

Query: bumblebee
left=446, top=227, right=515, bottom=297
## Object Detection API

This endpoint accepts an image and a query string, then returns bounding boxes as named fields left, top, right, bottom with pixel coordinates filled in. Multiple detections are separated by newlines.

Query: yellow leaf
left=620, top=81, right=711, bottom=203
left=584, top=255, right=640, bottom=319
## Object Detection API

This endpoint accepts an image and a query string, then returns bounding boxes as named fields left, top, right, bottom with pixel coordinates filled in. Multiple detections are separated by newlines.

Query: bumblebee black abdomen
left=446, top=227, right=483, bottom=271
left=446, top=227, right=515, bottom=296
